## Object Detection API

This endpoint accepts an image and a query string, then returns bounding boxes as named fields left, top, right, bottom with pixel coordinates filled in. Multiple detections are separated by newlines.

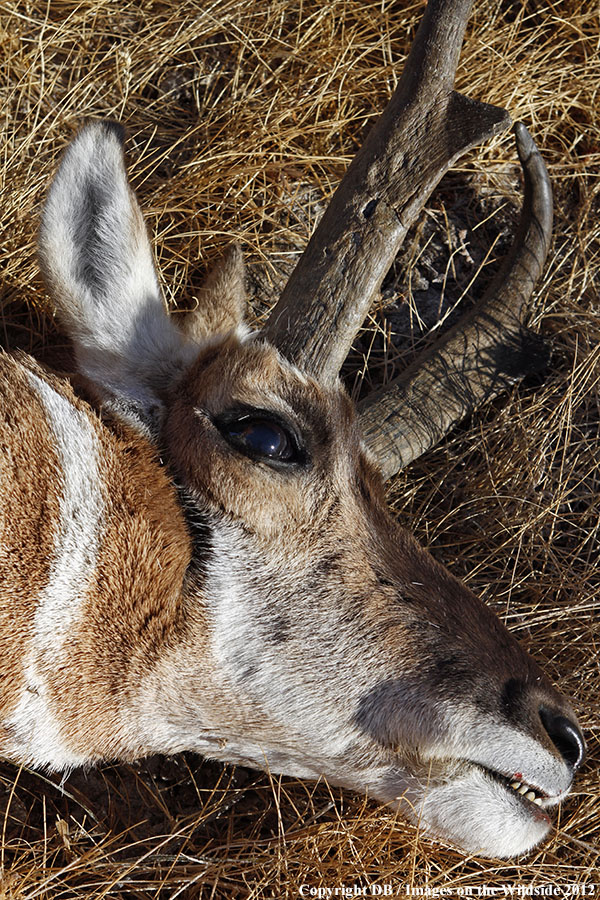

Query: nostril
left=539, top=706, right=586, bottom=770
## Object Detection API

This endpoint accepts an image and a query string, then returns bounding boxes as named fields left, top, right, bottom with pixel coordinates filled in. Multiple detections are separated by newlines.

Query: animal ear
left=38, top=120, right=193, bottom=414
left=178, top=244, right=247, bottom=342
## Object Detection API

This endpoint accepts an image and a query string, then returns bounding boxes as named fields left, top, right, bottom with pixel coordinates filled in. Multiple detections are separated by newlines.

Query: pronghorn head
left=32, top=119, right=585, bottom=859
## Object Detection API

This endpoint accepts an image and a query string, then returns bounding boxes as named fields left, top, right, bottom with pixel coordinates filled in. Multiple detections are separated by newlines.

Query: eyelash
left=214, top=409, right=308, bottom=468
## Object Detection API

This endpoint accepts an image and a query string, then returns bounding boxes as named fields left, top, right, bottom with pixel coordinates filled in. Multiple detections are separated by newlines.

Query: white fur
left=413, top=767, right=551, bottom=858
left=3, top=371, right=103, bottom=768
left=0, top=120, right=581, bottom=859
left=38, top=121, right=196, bottom=413
left=26, top=371, right=104, bottom=651
left=4, top=661, right=89, bottom=769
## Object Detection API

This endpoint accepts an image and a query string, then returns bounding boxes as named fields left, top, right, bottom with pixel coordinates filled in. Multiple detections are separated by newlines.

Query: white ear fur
left=38, top=121, right=194, bottom=413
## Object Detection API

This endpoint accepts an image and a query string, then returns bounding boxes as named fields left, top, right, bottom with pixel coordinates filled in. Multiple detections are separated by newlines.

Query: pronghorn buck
left=0, top=0, right=585, bottom=860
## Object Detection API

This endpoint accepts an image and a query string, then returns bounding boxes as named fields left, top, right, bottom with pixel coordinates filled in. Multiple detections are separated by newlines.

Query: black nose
left=539, top=706, right=586, bottom=770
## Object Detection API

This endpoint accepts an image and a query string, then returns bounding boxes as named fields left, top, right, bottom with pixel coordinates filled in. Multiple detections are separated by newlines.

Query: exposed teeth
left=509, top=779, right=544, bottom=804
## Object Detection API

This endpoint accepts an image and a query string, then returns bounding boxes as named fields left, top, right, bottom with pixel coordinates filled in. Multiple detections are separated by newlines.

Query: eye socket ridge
left=214, top=407, right=308, bottom=467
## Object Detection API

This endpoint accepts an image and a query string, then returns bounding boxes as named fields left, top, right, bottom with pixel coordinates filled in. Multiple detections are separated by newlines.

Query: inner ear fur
left=37, top=121, right=195, bottom=410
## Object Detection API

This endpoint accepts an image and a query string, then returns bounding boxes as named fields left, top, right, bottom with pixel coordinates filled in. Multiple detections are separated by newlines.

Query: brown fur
left=178, top=246, right=247, bottom=342
left=0, top=354, right=63, bottom=723
left=48, top=413, right=193, bottom=760
left=0, top=353, right=193, bottom=760
left=4, top=119, right=581, bottom=857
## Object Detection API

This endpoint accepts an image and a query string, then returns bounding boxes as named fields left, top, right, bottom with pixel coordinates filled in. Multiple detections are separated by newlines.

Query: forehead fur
left=182, top=335, right=355, bottom=431
left=161, top=334, right=382, bottom=538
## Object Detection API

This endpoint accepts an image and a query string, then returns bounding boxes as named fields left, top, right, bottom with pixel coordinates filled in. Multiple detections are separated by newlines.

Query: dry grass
left=0, top=0, right=598, bottom=896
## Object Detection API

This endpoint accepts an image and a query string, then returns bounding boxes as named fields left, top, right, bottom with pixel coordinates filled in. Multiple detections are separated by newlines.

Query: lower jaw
left=482, top=767, right=553, bottom=825
left=388, top=788, right=553, bottom=858
left=420, top=809, right=551, bottom=858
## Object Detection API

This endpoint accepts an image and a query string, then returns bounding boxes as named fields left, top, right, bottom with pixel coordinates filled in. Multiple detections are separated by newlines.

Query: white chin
left=405, top=768, right=552, bottom=858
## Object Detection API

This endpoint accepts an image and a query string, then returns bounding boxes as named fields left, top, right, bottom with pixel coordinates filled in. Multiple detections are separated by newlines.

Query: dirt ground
left=0, top=0, right=598, bottom=897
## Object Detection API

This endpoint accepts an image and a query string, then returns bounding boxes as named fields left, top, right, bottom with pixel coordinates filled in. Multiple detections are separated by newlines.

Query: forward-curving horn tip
left=513, top=120, right=553, bottom=246
left=514, top=120, right=536, bottom=160
left=358, top=120, right=555, bottom=479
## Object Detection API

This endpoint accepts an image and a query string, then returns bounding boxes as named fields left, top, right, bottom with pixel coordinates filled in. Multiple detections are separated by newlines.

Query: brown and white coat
left=0, top=115, right=585, bottom=860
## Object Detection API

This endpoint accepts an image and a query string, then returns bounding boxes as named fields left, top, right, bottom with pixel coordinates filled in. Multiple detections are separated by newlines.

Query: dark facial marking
left=176, top=486, right=214, bottom=587
left=266, top=614, right=290, bottom=645
left=353, top=678, right=446, bottom=750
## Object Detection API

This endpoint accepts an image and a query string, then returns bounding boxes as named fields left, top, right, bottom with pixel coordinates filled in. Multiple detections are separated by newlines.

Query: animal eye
left=218, top=416, right=301, bottom=464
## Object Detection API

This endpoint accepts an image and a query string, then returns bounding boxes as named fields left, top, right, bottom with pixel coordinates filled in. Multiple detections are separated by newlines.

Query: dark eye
left=218, top=415, right=303, bottom=465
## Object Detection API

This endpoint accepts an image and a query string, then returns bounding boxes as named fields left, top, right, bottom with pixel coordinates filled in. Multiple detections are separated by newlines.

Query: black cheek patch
left=177, top=486, right=214, bottom=587
left=353, top=678, right=447, bottom=751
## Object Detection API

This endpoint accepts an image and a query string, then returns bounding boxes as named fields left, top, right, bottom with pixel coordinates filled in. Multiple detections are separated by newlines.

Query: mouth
left=377, top=749, right=572, bottom=857
left=482, top=766, right=555, bottom=822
